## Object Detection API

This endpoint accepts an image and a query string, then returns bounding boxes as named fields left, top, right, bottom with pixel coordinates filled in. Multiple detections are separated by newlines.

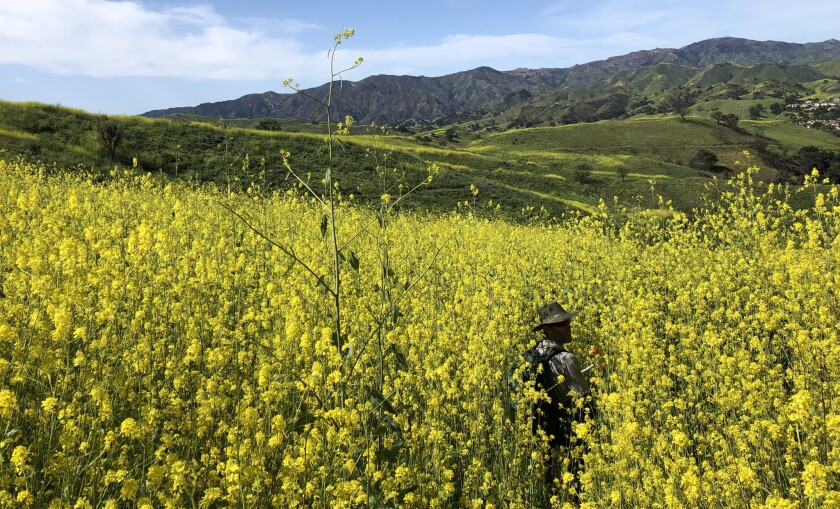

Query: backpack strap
left=534, top=344, right=564, bottom=364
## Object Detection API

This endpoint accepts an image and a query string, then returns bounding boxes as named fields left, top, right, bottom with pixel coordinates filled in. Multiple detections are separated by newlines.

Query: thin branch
left=282, top=156, right=327, bottom=207
left=338, top=176, right=434, bottom=252
left=341, top=225, right=461, bottom=385
left=216, top=200, right=335, bottom=297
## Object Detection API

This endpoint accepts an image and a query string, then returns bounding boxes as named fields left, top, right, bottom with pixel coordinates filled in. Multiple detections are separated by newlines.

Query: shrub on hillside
left=574, top=162, right=593, bottom=183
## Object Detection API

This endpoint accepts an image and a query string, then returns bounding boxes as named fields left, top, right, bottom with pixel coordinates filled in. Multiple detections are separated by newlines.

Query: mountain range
left=141, top=37, right=840, bottom=125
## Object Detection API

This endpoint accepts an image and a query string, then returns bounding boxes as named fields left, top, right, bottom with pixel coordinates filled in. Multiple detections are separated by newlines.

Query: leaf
left=376, top=441, right=404, bottom=463
left=391, top=304, right=402, bottom=325
left=289, top=410, right=315, bottom=433
left=388, top=344, right=408, bottom=371
left=368, top=387, right=397, bottom=415
left=393, top=350, right=408, bottom=371
left=320, top=215, right=328, bottom=239
left=348, top=250, right=360, bottom=272
left=397, top=485, right=419, bottom=503
left=381, top=414, right=402, bottom=436
left=368, top=494, right=394, bottom=509
left=371, top=424, right=392, bottom=437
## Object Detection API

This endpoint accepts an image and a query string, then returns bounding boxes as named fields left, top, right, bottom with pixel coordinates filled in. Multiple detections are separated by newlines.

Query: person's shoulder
left=552, top=350, right=579, bottom=368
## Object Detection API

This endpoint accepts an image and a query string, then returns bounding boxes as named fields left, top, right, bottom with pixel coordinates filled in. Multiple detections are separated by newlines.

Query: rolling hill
left=3, top=98, right=838, bottom=219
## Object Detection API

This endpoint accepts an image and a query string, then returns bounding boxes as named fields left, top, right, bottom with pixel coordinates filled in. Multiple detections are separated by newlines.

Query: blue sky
left=2, top=0, right=839, bottom=115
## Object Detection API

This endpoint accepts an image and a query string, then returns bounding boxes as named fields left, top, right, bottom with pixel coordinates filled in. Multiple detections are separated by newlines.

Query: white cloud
left=0, top=1, right=602, bottom=84
left=162, top=5, right=225, bottom=26
left=339, top=34, right=583, bottom=77
left=0, top=0, right=321, bottom=81
left=236, top=17, right=321, bottom=34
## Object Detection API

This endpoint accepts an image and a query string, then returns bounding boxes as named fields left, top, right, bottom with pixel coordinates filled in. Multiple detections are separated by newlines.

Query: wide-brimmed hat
left=532, top=301, right=579, bottom=331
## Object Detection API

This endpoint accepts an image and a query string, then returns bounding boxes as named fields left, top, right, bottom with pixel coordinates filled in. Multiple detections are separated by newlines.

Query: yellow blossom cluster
left=0, top=159, right=838, bottom=507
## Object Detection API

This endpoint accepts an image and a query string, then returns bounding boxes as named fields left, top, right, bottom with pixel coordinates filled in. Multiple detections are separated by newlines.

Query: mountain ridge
left=141, top=37, right=840, bottom=124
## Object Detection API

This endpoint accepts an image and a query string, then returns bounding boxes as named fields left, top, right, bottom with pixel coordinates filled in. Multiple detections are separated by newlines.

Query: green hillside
left=687, top=63, right=742, bottom=88
left=470, top=117, right=756, bottom=164
left=607, top=64, right=700, bottom=94
left=1, top=100, right=837, bottom=218
left=804, top=78, right=840, bottom=99
left=735, top=63, right=825, bottom=85
left=810, top=60, right=840, bottom=77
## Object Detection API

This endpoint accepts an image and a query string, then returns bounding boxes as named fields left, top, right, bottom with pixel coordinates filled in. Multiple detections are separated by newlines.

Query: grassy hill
left=1, top=100, right=836, bottom=218
left=464, top=117, right=773, bottom=211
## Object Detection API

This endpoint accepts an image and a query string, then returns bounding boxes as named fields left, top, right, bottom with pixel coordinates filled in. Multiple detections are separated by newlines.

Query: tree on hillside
left=769, top=102, right=785, bottom=115
left=711, top=109, right=724, bottom=124
left=256, top=118, right=283, bottom=131
left=723, top=114, right=740, bottom=129
left=664, top=88, right=695, bottom=121
left=690, top=149, right=719, bottom=174
left=99, top=121, right=123, bottom=161
left=574, top=163, right=593, bottom=183
left=724, top=84, right=749, bottom=99
left=748, top=104, right=766, bottom=119
left=796, top=146, right=836, bottom=176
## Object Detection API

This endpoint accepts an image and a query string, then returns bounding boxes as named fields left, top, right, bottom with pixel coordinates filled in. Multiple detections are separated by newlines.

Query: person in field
left=530, top=301, right=592, bottom=499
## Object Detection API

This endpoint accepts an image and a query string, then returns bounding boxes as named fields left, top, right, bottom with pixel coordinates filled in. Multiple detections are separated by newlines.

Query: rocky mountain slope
left=142, top=37, right=840, bottom=124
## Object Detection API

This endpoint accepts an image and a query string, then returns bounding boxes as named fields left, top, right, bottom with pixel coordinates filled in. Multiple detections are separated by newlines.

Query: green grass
left=739, top=119, right=840, bottom=150
left=803, top=78, right=840, bottom=99
left=471, top=117, right=747, bottom=155
left=1, top=99, right=837, bottom=219
left=694, top=98, right=786, bottom=118
left=468, top=116, right=760, bottom=174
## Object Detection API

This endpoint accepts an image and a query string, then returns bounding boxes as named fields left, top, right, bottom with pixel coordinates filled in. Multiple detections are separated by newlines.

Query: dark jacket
left=534, top=339, right=591, bottom=447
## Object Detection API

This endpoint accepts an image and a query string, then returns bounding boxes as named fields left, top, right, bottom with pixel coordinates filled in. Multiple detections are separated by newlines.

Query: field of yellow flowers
left=0, top=158, right=838, bottom=508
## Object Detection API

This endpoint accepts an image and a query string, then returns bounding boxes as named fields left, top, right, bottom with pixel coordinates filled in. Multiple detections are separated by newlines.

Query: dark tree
left=690, top=149, right=719, bottom=173
left=723, top=114, right=740, bottom=128
left=769, top=102, right=785, bottom=115
left=748, top=104, right=766, bottom=119
left=256, top=118, right=283, bottom=131
left=711, top=110, right=724, bottom=124
left=99, top=121, right=123, bottom=161
left=796, top=146, right=834, bottom=174
left=752, top=137, right=770, bottom=153
left=664, top=88, right=695, bottom=121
